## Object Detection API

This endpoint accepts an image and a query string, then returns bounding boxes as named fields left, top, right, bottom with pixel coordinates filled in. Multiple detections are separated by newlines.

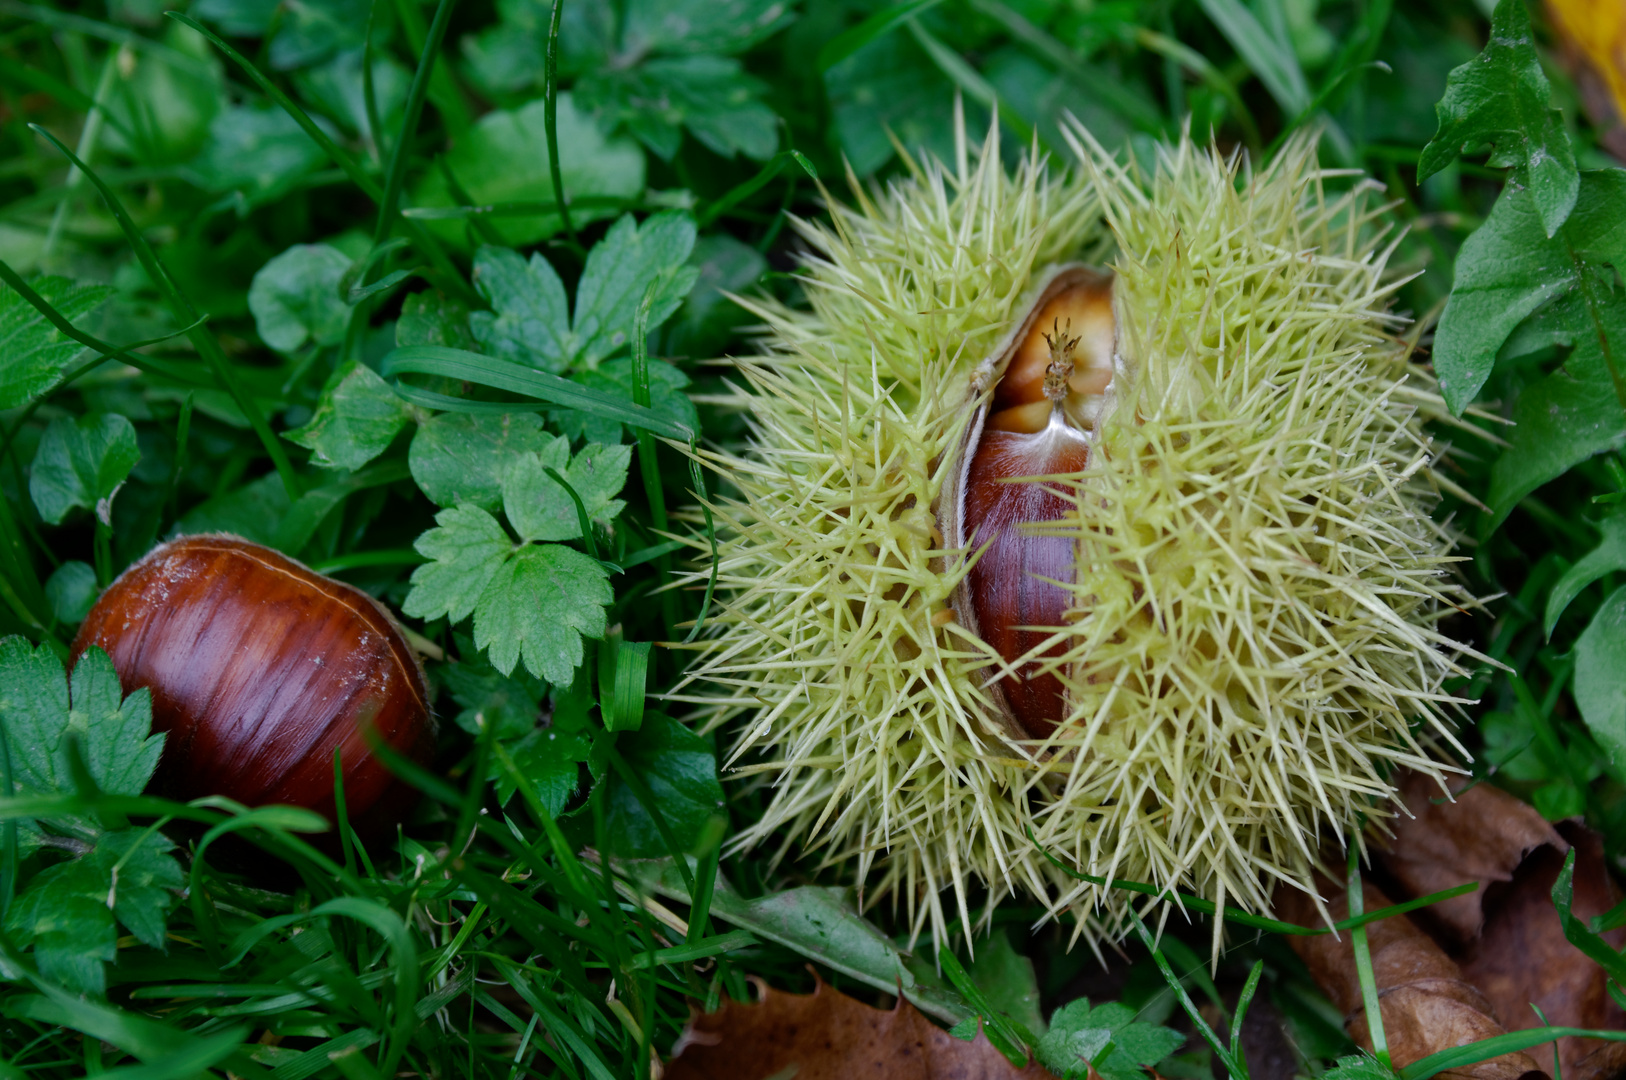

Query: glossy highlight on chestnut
left=940, top=266, right=1116, bottom=740
left=71, top=534, right=436, bottom=827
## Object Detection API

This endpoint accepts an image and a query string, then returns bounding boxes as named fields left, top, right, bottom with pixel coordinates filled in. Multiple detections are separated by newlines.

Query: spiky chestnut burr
left=673, top=117, right=1482, bottom=950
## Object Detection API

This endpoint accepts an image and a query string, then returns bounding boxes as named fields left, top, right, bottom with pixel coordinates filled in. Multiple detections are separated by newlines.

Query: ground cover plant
left=1, top=0, right=1625, bottom=1076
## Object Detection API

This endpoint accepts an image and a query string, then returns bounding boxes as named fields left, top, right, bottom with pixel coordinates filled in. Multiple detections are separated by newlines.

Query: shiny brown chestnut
left=938, top=265, right=1117, bottom=741
left=71, top=534, right=436, bottom=828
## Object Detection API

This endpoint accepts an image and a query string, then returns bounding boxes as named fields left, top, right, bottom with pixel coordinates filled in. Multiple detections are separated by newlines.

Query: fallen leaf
left=665, top=976, right=1058, bottom=1080
left=1378, top=772, right=1563, bottom=947
left=1277, top=878, right=1548, bottom=1080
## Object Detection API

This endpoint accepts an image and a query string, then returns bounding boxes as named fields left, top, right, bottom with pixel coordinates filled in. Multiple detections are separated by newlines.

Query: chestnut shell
left=71, top=534, right=436, bottom=827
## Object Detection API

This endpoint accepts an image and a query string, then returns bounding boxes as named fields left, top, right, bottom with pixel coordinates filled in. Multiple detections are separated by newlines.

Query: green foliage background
left=0, top=0, right=1624, bottom=1076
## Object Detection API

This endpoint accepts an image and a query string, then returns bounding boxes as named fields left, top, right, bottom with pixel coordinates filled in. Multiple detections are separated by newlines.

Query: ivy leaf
left=1575, top=584, right=1626, bottom=769
left=605, top=711, right=724, bottom=858
left=0, top=275, right=113, bottom=411
left=577, top=55, right=778, bottom=162
left=1484, top=281, right=1626, bottom=527
left=1417, top=0, right=1577, bottom=236
left=502, top=438, right=631, bottom=542
left=411, top=94, right=644, bottom=248
left=473, top=544, right=611, bottom=683
left=248, top=244, right=353, bottom=355
left=403, top=505, right=514, bottom=624
left=30, top=413, right=141, bottom=526
left=285, top=360, right=415, bottom=470
left=555, top=357, right=699, bottom=445
left=408, top=412, right=556, bottom=511
left=1036, top=999, right=1184, bottom=1080
left=470, top=212, right=699, bottom=374
left=494, top=726, right=592, bottom=813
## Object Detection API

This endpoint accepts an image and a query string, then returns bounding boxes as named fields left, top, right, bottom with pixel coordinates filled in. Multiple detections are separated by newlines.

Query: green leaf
left=191, top=0, right=279, bottom=36
left=410, top=94, right=644, bottom=248
left=472, top=543, right=611, bottom=682
left=292, top=47, right=411, bottom=140
left=1546, top=513, right=1626, bottom=637
left=286, top=360, right=416, bottom=470
left=556, top=357, right=699, bottom=445
left=168, top=472, right=291, bottom=548
left=268, top=0, right=369, bottom=70
left=408, top=411, right=557, bottom=511
left=469, top=246, right=572, bottom=373
left=1432, top=184, right=1575, bottom=414
left=0, top=275, right=113, bottom=411
left=471, top=213, right=699, bottom=375
left=571, top=212, right=699, bottom=369
left=1484, top=282, right=1626, bottom=526
left=1038, top=999, right=1185, bottom=1080
left=970, top=930, right=1046, bottom=1038
left=1324, top=1055, right=1399, bottom=1080
left=825, top=29, right=961, bottom=175
left=186, top=103, right=334, bottom=199
left=494, top=726, right=590, bottom=813
left=578, top=55, right=778, bottom=162
left=605, top=712, right=723, bottom=858
left=440, top=651, right=546, bottom=739
left=29, top=413, right=141, bottom=526
left=500, top=438, right=575, bottom=542
left=620, top=0, right=792, bottom=56
left=63, top=647, right=165, bottom=798
left=1575, top=584, right=1626, bottom=769
left=1417, top=0, right=1577, bottom=236
left=44, top=561, right=98, bottom=625
left=404, top=505, right=514, bottom=623
left=397, top=291, right=477, bottom=350
left=7, top=828, right=184, bottom=995
left=248, top=243, right=353, bottom=355
left=503, top=440, right=632, bottom=542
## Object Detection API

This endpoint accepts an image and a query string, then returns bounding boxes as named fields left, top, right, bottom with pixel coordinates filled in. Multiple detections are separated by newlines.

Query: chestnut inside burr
left=943, top=268, right=1116, bottom=741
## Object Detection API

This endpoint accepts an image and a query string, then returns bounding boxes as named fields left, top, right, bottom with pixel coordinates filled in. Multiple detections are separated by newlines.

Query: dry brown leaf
left=665, top=977, right=1058, bottom=1080
left=1277, top=878, right=1548, bottom=1080
left=1372, top=775, right=1626, bottom=1080
left=1379, top=773, right=1563, bottom=947
left=1546, top=0, right=1626, bottom=161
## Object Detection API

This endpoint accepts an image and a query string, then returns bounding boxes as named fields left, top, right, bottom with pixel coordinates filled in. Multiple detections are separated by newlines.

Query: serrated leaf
left=578, top=55, right=778, bottom=162
left=1417, top=0, right=1577, bottom=235
left=285, top=360, right=415, bottom=470
left=1038, top=999, right=1184, bottom=1080
left=248, top=243, right=353, bottom=355
left=0, top=276, right=114, bottom=411
left=500, top=437, right=575, bottom=543
left=397, top=291, right=477, bottom=350
left=469, top=246, right=572, bottom=373
left=472, top=543, right=611, bottom=683
left=404, top=505, right=514, bottom=623
left=29, top=413, right=141, bottom=526
left=67, top=647, right=164, bottom=798
left=502, top=439, right=632, bottom=542
left=1575, top=584, right=1626, bottom=769
left=570, top=211, right=699, bottom=369
left=605, top=711, right=724, bottom=858
left=408, top=411, right=556, bottom=511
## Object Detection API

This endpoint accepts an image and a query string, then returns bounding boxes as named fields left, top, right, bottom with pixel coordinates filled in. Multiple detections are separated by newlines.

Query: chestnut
left=939, top=266, right=1117, bottom=740
left=71, top=534, right=436, bottom=829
